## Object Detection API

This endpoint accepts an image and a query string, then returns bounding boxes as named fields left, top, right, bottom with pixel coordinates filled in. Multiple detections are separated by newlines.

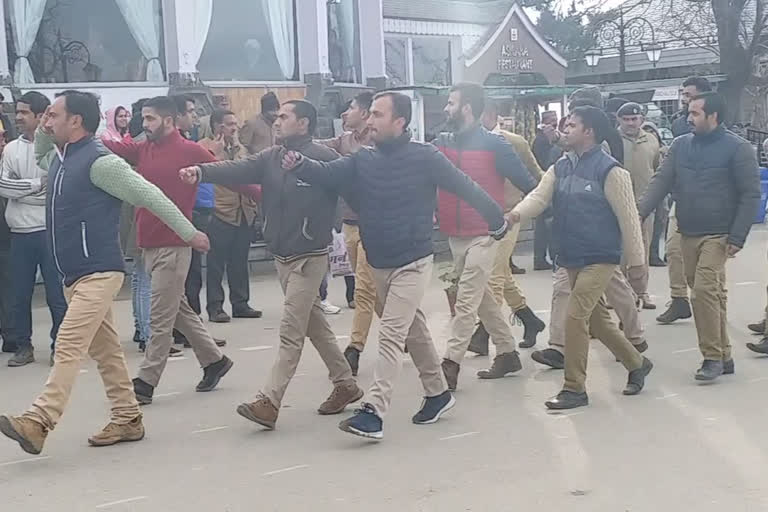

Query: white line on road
left=168, top=357, right=187, bottom=361
left=191, top=426, right=229, bottom=434
left=656, top=393, right=679, bottom=400
left=439, top=431, right=479, bottom=441
left=0, top=456, right=50, bottom=467
left=672, top=348, right=699, bottom=354
left=555, top=411, right=585, bottom=419
left=336, top=335, right=350, bottom=340
left=240, top=346, right=272, bottom=352
left=262, top=464, right=309, bottom=476
left=95, top=496, right=148, bottom=509
left=750, top=377, right=768, bottom=383
left=534, top=310, right=550, bottom=314
left=734, top=281, right=759, bottom=286
left=153, top=392, right=181, bottom=398
left=79, top=369, right=88, bottom=374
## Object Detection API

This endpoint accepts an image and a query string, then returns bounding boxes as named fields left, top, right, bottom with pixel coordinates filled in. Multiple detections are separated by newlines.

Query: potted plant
left=437, top=263, right=459, bottom=317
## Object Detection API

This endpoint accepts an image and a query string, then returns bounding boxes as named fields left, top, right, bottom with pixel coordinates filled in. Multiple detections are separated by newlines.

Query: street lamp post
left=586, top=3, right=660, bottom=73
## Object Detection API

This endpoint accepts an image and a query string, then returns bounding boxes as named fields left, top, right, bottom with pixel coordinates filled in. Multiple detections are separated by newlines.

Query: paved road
left=2, top=229, right=768, bottom=511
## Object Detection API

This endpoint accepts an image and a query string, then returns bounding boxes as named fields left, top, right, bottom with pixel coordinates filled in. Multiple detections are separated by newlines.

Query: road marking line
left=534, top=309, right=550, bottom=314
left=95, top=496, right=148, bottom=509
left=168, top=356, right=187, bottom=361
left=656, top=393, right=679, bottom=400
left=439, top=431, right=480, bottom=441
left=672, top=348, right=698, bottom=354
left=555, top=411, right=585, bottom=419
left=79, top=369, right=88, bottom=374
left=750, top=377, right=768, bottom=383
left=263, top=464, right=309, bottom=476
left=336, top=335, right=350, bottom=340
left=239, top=346, right=271, bottom=352
left=154, top=392, right=181, bottom=398
left=0, top=456, right=50, bottom=467
left=294, top=372, right=307, bottom=377
left=191, top=426, right=229, bottom=434
left=734, top=281, right=759, bottom=286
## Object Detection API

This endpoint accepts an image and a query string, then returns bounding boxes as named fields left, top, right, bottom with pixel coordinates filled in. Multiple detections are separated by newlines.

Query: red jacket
left=435, top=125, right=535, bottom=237
left=104, top=130, right=215, bottom=248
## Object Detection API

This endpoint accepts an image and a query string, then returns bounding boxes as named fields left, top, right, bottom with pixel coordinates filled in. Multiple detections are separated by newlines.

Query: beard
left=445, top=111, right=464, bottom=132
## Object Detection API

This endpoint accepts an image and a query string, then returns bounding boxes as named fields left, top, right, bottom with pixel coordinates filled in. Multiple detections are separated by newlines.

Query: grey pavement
left=3, top=229, right=768, bottom=511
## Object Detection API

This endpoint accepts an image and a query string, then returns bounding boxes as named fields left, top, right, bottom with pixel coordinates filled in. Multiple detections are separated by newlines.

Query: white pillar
left=0, top=0, right=12, bottom=82
left=296, top=0, right=330, bottom=77
left=162, top=0, right=181, bottom=78
left=358, top=0, right=386, bottom=88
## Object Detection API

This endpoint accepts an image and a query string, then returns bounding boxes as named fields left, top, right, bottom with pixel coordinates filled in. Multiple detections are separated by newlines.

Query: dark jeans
left=8, top=231, right=67, bottom=350
left=319, top=273, right=355, bottom=304
left=184, top=208, right=211, bottom=316
left=0, top=245, right=12, bottom=342
left=206, top=215, right=252, bottom=315
left=534, top=214, right=552, bottom=264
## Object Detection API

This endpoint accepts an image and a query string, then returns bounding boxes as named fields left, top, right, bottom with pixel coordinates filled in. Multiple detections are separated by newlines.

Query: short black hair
left=284, top=99, right=318, bottom=135
left=17, top=91, right=50, bottom=115
left=570, top=105, right=612, bottom=144
left=210, top=108, right=235, bottom=132
left=353, top=91, right=374, bottom=112
left=682, top=76, right=712, bottom=93
left=171, top=94, right=194, bottom=116
left=55, top=90, right=100, bottom=133
left=449, top=82, right=485, bottom=118
left=143, top=96, right=178, bottom=118
left=261, top=92, right=280, bottom=113
left=373, top=91, right=412, bottom=128
left=691, top=92, right=726, bottom=124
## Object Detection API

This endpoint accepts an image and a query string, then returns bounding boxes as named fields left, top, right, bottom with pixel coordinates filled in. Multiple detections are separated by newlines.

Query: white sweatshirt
left=0, top=136, right=46, bottom=233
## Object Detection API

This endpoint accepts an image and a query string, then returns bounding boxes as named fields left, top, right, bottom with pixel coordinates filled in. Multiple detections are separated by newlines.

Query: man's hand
left=489, top=220, right=508, bottom=241
left=211, top=132, right=226, bottom=155
left=505, top=211, right=521, bottom=225
left=188, top=231, right=210, bottom=252
left=40, top=106, right=53, bottom=135
left=727, top=244, right=741, bottom=257
left=179, top=166, right=201, bottom=185
left=281, top=150, right=303, bottom=170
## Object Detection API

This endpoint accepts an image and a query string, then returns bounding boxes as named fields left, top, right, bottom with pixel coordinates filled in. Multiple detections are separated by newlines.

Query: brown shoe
left=88, top=416, right=145, bottom=447
left=0, top=414, right=48, bottom=455
left=442, top=359, right=460, bottom=391
left=236, top=395, right=279, bottom=429
left=318, top=380, right=364, bottom=415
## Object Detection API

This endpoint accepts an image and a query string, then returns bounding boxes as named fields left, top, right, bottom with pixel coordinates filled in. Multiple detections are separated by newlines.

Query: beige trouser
left=25, top=272, right=140, bottom=430
left=367, top=255, right=446, bottom=417
left=343, top=223, right=376, bottom=351
left=681, top=235, right=731, bottom=361
left=137, top=247, right=222, bottom=387
left=444, top=236, right=516, bottom=364
left=667, top=214, right=688, bottom=298
left=488, top=222, right=526, bottom=311
left=263, top=254, right=353, bottom=407
left=622, top=215, right=653, bottom=299
left=549, top=266, right=645, bottom=352
left=564, top=264, right=644, bottom=393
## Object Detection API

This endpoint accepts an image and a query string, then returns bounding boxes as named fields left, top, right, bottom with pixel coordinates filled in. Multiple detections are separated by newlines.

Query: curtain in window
left=260, top=0, right=295, bottom=80
left=177, top=0, right=212, bottom=74
left=8, top=0, right=47, bottom=83
left=114, top=0, right=164, bottom=81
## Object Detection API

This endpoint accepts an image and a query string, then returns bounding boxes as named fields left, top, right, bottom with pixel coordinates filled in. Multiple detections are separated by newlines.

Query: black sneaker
left=545, top=390, right=589, bottom=410
left=338, top=403, right=383, bottom=440
left=656, top=298, right=692, bottom=324
left=748, top=320, right=766, bottom=335
left=196, top=356, right=234, bottom=392
left=7, top=346, right=34, bottom=367
left=723, top=358, right=735, bottom=375
left=344, top=346, right=361, bottom=377
left=747, top=337, right=768, bottom=354
left=695, top=359, right=723, bottom=381
left=412, top=390, right=455, bottom=424
left=531, top=348, right=565, bottom=369
left=132, top=378, right=154, bottom=405
left=623, top=357, right=653, bottom=395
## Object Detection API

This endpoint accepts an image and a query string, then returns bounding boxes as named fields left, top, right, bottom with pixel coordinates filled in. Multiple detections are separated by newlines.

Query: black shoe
left=531, top=348, right=565, bottom=369
left=138, top=341, right=146, bottom=353
left=7, top=346, right=34, bottom=367
left=132, top=330, right=143, bottom=344
left=695, top=359, right=723, bottom=381
left=344, top=346, right=361, bottom=377
left=649, top=257, right=667, bottom=267
left=747, top=337, right=768, bottom=354
left=545, top=390, right=588, bottom=410
left=196, top=355, right=234, bottom=392
left=477, top=352, right=522, bottom=379
left=441, top=359, right=460, bottom=391
left=209, top=310, right=231, bottom=323
left=412, top=390, right=456, bottom=424
left=339, top=403, right=383, bottom=440
left=509, top=259, right=526, bottom=275
left=516, top=306, right=546, bottom=348
left=723, top=358, right=735, bottom=374
left=533, top=260, right=553, bottom=271
left=623, top=357, right=653, bottom=395
left=132, top=378, right=154, bottom=405
left=232, top=306, right=262, bottom=319
left=467, top=323, right=489, bottom=356
left=748, top=320, right=766, bottom=335
left=656, top=298, right=692, bottom=324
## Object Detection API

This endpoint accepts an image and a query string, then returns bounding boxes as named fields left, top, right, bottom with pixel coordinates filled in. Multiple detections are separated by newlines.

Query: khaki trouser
left=367, top=256, right=446, bottom=417
left=263, top=254, right=353, bottom=407
left=444, top=236, right=516, bottom=364
left=622, top=215, right=653, bottom=300
left=488, top=222, right=526, bottom=311
left=137, top=247, right=223, bottom=387
left=25, top=272, right=140, bottom=430
left=681, top=235, right=731, bottom=361
left=667, top=214, right=688, bottom=298
left=343, top=223, right=376, bottom=351
left=549, top=266, right=645, bottom=352
left=564, top=264, right=644, bottom=393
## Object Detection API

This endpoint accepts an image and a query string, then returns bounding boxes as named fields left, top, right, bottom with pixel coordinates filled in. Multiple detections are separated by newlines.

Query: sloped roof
left=383, top=0, right=513, bottom=24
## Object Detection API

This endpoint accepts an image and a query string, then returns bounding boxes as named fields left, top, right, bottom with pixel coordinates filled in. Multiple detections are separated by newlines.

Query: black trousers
left=0, top=245, right=12, bottom=343
left=184, top=208, right=212, bottom=316
left=206, top=215, right=252, bottom=315
left=533, top=214, right=552, bottom=264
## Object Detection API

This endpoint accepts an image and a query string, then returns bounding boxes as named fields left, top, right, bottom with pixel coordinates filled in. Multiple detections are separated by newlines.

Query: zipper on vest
left=80, top=221, right=90, bottom=258
left=50, top=152, right=68, bottom=283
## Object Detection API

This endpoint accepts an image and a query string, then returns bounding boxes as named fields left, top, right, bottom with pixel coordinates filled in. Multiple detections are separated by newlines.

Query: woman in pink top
left=102, top=106, right=131, bottom=142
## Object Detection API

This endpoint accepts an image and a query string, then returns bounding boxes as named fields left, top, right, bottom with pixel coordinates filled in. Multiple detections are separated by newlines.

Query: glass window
left=327, top=0, right=360, bottom=83
left=412, top=37, right=451, bottom=86
left=7, top=0, right=165, bottom=83
left=384, top=37, right=408, bottom=86
left=198, top=0, right=297, bottom=81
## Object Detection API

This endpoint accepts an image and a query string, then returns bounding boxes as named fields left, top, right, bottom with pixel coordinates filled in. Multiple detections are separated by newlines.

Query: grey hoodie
left=0, top=136, right=47, bottom=233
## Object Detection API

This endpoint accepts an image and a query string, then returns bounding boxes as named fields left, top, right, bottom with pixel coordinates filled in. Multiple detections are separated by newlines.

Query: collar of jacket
left=375, top=130, right=411, bottom=153
left=693, top=123, right=726, bottom=143
left=56, top=134, right=94, bottom=161
left=621, top=130, right=648, bottom=144
left=453, top=121, right=482, bottom=142
left=152, top=129, right=184, bottom=147
left=280, top=134, right=313, bottom=151
left=566, top=144, right=603, bottom=167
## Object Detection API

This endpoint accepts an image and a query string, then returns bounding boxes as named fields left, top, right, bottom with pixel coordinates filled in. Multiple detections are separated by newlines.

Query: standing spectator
left=0, top=91, right=67, bottom=367
left=240, top=92, right=279, bottom=155
left=197, top=95, right=231, bottom=141
left=531, top=111, right=558, bottom=270
left=102, top=106, right=131, bottom=142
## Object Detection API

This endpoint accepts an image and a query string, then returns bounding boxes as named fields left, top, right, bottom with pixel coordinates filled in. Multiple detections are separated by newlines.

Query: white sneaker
left=320, top=300, right=341, bottom=315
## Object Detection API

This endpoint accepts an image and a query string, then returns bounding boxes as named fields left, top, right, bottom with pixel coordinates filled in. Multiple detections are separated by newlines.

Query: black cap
left=617, top=102, right=644, bottom=117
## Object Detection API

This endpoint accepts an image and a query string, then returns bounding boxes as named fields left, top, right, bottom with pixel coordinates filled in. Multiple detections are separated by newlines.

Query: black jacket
left=671, top=110, right=691, bottom=138
left=199, top=135, right=340, bottom=261
left=638, top=125, right=760, bottom=248
left=296, top=132, right=505, bottom=269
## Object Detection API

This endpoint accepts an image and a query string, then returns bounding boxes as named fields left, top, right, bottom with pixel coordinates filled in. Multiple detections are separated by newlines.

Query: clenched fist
left=188, top=231, right=210, bottom=252
left=281, top=150, right=303, bottom=170
left=179, top=166, right=201, bottom=184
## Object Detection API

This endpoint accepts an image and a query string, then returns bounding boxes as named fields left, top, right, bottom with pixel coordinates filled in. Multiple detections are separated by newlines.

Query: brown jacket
left=493, top=126, right=544, bottom=212
left=239, top=114, right=274, bottom=155
left=198, top=136, right=259, bottom=226
left=621, top=130, right=660, bottom=200
left=317, top=127, right=373, bottom=222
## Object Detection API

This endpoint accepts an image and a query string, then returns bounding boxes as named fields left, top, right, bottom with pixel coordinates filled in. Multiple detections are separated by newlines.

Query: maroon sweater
left=104, top=130, right=215, bottom=248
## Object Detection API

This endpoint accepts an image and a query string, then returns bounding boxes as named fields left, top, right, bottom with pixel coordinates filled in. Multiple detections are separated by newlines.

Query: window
left=198, top=0, right=297, bottom=81
left=6, top=0, right=165, bottom=83
left=327, top=0, right=360, bottom=83
left=412, top=37, right=451, bottom=86
left=384, top=37, right=408, bottom=86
